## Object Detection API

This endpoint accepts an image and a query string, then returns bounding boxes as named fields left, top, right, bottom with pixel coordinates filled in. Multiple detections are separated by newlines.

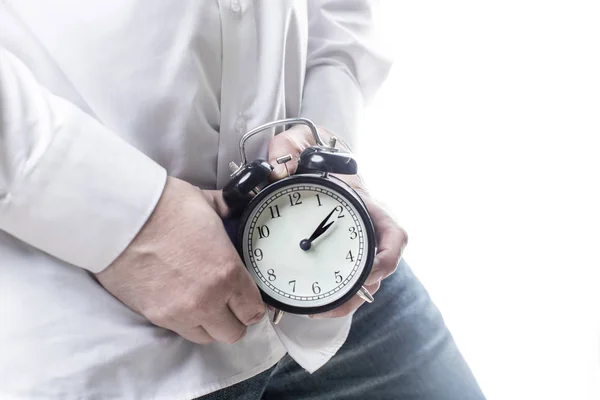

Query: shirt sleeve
left=300, top=0, right=392, bottom=148
left=0, top=48, right=167, bottom=273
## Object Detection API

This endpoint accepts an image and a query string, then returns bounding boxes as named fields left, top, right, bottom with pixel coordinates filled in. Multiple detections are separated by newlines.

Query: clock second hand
left=299, top=208, right=337, bottom=251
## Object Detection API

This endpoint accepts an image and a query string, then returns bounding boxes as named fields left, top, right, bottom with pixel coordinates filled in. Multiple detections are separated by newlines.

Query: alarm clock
left=223, top=118, right=376, bottom=324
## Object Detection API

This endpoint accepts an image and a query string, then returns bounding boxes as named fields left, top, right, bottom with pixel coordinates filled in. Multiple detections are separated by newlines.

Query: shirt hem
left=178, top=350, right=286, bottom=400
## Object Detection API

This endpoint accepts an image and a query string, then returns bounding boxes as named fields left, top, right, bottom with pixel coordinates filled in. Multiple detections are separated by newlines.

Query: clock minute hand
left=300, top=208, right=337, bottom=251
left=308, top=220, right=335, bottom=242
left=308, top=208, right=337, bottom=241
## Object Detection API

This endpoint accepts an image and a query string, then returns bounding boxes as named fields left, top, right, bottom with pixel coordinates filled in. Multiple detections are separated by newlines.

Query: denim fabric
left=197, top=260, right=485, bottom=400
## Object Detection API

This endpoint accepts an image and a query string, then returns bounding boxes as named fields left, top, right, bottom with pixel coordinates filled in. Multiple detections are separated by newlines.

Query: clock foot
left=273, top=308, right=285, bottom=325
left=356, top=286, right=374, bottom=303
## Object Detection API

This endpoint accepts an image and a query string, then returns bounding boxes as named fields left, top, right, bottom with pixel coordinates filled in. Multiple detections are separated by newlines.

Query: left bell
left=222, top=159, right=273, bottom=217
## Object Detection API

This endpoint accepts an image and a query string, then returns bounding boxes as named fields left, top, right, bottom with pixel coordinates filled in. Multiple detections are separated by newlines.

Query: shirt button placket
left=217, top=0, right=252, bottom=187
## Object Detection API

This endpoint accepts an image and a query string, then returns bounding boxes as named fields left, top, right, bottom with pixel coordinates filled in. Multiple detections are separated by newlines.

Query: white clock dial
left=241, top=183, right=369, bottom=309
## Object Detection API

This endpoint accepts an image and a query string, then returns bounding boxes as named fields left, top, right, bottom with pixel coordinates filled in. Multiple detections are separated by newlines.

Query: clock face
left=240, top=178, right=373, bottom=312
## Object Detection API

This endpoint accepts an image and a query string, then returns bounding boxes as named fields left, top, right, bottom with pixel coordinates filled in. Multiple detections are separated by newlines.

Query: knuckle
left=399, top=226, right=409, bottom=247
left=281, top=131, right=306, bottom=150
left=368, top=281, right=381, bottom=294
left=212, top=260, right=238, bottom=286
left=292, top=125, right=316, bottom=146
left=389, top=264, right=399, bottom=276
left=195, top=335, right=214, bottom=345
left=382, top=257, right=398, bottom=274
left=179, top=329, right=214, bottom=345
left=151, top=295, right=203, bottom=325
left=224, top=326, right=247, bottom=344
left=241, top=309, right=265, bottom=326
left=353, top=185, right=370, bottom=199
left=232, top=289, right=263, bottom=312
left=177, top=296, right=201, bottom=316
left=270, top=132, right=293, bottom=152
left=144, top=306, right=170, bottom=326
left=279, top=133, right=302, bottom=154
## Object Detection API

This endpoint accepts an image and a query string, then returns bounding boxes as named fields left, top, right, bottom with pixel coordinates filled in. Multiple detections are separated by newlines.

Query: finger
left=201, top=189, right=231, bottom=219
left=267, top=126, right=315, bottom=180
left=203, top=306, right=248, bottom=344
left=364, top=198, right=408, bottom=286
left=310, top=282, right=380, bottom=319
left=176, top=326, right=214, bottom=345
left=228, top=267, right=266, bottom=326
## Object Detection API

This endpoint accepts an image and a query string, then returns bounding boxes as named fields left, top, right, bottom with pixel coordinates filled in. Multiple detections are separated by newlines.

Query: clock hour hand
left=299, top=208, right=337, bottom=251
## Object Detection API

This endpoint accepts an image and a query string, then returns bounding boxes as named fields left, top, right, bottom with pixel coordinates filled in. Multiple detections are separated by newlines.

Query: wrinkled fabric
left=199, top=260, right=486, bottom=400
left=0, top=0, right=391, bottom=398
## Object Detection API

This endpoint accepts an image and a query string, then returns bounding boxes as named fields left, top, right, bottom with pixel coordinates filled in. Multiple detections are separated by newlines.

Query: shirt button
left=235, top=115, right=246, bottom=134
left=230, top=0, right=241, bottom=13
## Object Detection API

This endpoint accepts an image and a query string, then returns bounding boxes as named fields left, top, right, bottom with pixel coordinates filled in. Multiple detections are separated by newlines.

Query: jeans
left=196, top=259, right=486, bottom=400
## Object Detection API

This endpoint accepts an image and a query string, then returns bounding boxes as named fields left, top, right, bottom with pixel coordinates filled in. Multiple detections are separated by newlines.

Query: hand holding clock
left=268, top=125, right=408, bottom=318
left=95, top=121, right=407, bottom=347
left=95, top=177, right=266, bottom=345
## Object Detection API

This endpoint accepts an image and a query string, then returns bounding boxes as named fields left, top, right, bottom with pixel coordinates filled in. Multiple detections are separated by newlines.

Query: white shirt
left=0, top=0, right=390, bottom=398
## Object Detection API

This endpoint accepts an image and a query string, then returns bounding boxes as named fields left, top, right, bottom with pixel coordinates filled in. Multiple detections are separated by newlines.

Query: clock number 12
left=288, top=192, right=302, bottom=206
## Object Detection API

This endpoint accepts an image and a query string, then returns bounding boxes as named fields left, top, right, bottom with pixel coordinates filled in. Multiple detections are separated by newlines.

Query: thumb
left=201, top=189, right=231, bottom=219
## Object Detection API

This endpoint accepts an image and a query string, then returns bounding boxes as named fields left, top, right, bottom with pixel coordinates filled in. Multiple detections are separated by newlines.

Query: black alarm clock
left=223, top=118, right=375, bottom=324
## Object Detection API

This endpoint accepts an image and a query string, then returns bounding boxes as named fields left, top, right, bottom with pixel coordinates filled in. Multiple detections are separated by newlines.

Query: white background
left=358, top=1, right=600, bottom=399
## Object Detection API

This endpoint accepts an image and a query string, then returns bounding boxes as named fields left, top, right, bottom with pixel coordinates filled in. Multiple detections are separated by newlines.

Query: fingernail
left=367, top=270, right=386, bottom=285
left=247, top=311, right=265, bottom=325
left=231, top=328, right=247, bottom=343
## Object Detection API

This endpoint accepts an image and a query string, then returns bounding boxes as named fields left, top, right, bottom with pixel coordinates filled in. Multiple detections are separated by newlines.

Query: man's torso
left=0, top=1, right=314, bottom=398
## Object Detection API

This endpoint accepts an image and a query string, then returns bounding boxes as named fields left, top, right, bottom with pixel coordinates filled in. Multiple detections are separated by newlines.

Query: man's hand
left=95, top=177, right=265, bottom=344
left=268, top=125, right=408, bottom=318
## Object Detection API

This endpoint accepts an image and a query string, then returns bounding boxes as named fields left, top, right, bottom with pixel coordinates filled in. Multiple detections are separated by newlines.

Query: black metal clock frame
left=235, top=173, right=376, bottom=315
